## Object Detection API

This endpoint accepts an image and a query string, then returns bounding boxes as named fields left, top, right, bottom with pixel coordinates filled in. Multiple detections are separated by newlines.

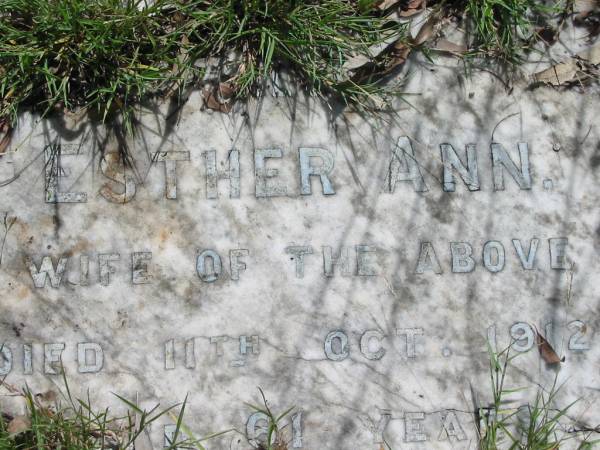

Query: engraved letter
left=165, top=339, right=175, bottom=370
left=396, top=328, right=423, bottom=358
left=153, top=151, right=190, bottom=199
left=440, top=144, right=479, bottom=192
left=568, top=320, right=589, bottom=351
left=415, top=242, right=442, bottom=274
left=80, top=254, right=89, bottom=286
left=28, top=256, right=68, bottom=288
left=255, top=148, right=286, bottom=197
left=77, top=342, right=103, bottom=373
left=360, top=330, right=386, bottom=360
left=164, top=424, right=178, bottom=448
left=240, top=335, right=260, bottom=355
left=510, top=322, right=534, bottom=352
left=196, top=250, right=222, bottom=283
left=322, top=246, right=350, bottom=277
left=299, top=147, right=335, bottom=195
left=483, top=241, right=505, bottom=273
left=438, top=411, right=467, bottom=441
left=204, top=149, right=240, bottom=199
left=23, top=343, right=32, bottom=374
left=512, top=238, right=539, bottom=270
left=324, top=331, right=349, bottom=361
left=292, top=412, right=303, bottom=448
left=44, top=343, right=65, bottom=374
left=369, top=410, right=391, bottom=444
left=185, top=339, right=196, bottom=369
left=386, top=136, right=427, bottom=193
left=357, top=245, right=378, bottom=276
left=132, top=252, right=152, bottom=284
left=549, top=238, right=570, bottom=269
left=285, top=246, right=313, bottom=279
left=44, top=143, right=87, bottom=203
left=491, top=142, right=532, bottom=190
left=99, top=153, right=137, bottom=203
left=247, top=412, right=269, bottom=448
left=99, top=253, right=120, bottom=286
left=405, top=412, right=427, bottom=442
left=210, top=336, right=228, bottom=356
left=230, top=249, right=249, bottom=281
left=450, top=242, right=475, bottom=273
left=0, top=346, right=12, bottom=376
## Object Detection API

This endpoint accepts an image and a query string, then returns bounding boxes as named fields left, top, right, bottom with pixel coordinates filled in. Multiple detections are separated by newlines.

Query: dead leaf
left=7, top=415, right=30, bottom=435
left=578, top=43, right=600, bottom=64
left=376, top=0, right=401, bottom=10
left=433, top=39, right=467, bottom=54
left=413, top=14, right=437, bottom=46
left=203, top=82, right=236, bottom=113
left=535, top=329, right=564, bottom=364
left=0, top=119, right=13, bottom=155
left=35, top=389, right=58, bottom=404
left=574, top=0, right=597, bottom=20
left=399, top=0, right=426, bottom=17
left=533, top=60, right=579, bottom=85
left=533, top=43, right=600, bottom=85
left=391, top=41, right=412, bottom=66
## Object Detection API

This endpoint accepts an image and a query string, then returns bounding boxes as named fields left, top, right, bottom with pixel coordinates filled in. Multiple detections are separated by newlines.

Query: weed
left=246, top=387, right=294, bottom=450
left=438, top=0, right=562, bottom=68
left=0, top=0, right=407, bottom=134
left=477, top=343, right=598, bottom=449
left=0, top=371, right=183, bottom=449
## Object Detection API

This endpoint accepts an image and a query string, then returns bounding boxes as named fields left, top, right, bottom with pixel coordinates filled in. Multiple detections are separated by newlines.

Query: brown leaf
left=203, top=82, right=236, bottom=113
left=533, top=60, right=578, bottom=85
left=376, top=0, right=401, bottom=10
left=7, top=415, right=30, bottom=435
left=574, top=0, right=597, bottom=20
left=0, top=119, right=13, bottom=155
left=413, top=14, right=437, bottom=46
left=35, top=389, right=58, bottom=404
left=399, top=0, right=426, bottom=17
left=533, top=43, right=600, bottom=85
left=535, top=329, right=563, bottom=364
left=390, top=41, right=412, bottom=67
left=433, top=39, right=467, bottom=54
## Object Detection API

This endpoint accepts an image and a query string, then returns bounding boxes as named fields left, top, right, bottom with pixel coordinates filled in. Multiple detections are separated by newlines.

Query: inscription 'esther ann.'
left=32, top=137, right=537, bottom=204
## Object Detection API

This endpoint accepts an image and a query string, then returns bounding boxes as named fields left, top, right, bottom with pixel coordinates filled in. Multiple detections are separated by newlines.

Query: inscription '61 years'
left=34, top=137, right=538, bottom=204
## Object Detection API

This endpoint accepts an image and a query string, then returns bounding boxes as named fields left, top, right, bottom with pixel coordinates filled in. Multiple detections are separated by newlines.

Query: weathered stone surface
left=1, top=50, right=600, bottom=449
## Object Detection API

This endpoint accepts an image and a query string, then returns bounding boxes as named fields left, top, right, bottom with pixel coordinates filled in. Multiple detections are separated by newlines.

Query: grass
left=0, top=369, right=193, bottom=450
left=0, top=0, right=407, bottom=135
left=0, top=0, right=573, bottom=138
left=478, top=344, right=599, bottom=449
left=245, top=387, right=295, bottom=450
left=0, top=0, right=187, bottom=134
left=0, top=376, right=295, bottom=450
left=430, top=0, right=565, bottom=76
left=0, top=362, right=598, bottom=449
left=460, top=0, right=560, bottom=66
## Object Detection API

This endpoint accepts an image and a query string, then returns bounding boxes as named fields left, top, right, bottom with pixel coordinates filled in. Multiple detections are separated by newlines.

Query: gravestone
left=1, top=50, right=599, bottom=449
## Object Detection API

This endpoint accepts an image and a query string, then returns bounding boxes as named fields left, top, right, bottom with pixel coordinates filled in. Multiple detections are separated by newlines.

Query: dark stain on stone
left=590, top=142, right=600, bottom=168
left=12, top=322, right=24, bottom=337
